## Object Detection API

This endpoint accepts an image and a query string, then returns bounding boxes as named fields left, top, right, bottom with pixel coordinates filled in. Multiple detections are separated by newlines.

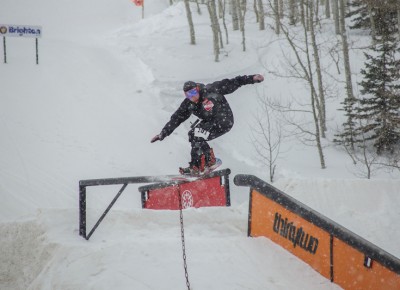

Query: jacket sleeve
left=160, top=100, right=192, bottom=138
left=206, top=75, right=256, bottom=95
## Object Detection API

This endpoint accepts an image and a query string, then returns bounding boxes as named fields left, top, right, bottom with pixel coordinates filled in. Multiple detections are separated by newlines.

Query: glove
left=253, top=74, right=264, bottom=83
left=150, top=133, right=165, bottom=143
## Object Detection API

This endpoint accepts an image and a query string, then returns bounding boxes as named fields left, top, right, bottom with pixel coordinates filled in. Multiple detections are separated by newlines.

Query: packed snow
left=0, top=0, right=399, bottom=289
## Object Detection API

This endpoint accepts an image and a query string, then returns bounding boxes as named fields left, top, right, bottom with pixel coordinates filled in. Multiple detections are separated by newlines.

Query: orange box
left=333, top=238, right=400, bottom=290
left=250, top=190, right=332, bottom=279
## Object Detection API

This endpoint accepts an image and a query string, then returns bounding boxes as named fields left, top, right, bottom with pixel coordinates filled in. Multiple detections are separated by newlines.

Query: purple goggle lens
left=185, top=88, right=199, bottom=100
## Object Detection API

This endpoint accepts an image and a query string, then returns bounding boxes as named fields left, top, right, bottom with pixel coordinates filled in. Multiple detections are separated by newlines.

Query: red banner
left=131, top=0, right=143, bottom=6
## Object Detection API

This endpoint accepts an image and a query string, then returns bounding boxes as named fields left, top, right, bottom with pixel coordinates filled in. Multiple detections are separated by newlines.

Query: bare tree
left=251, top=93, right=285, bottom=183
left=299, top=0, right=306, bottom=29
left=366, top=1, right=376, bottom=43
left=221, top=0, right=230, bottom=44
left=340, top=120, right=380, bottom=179
left=274, top=0, right=280, bottom=34
left=238, top=0, right=247, bottom=51
left=257, top=0, right=265, bottom=30
left=231, top=0, right=240, bottom=30
left=279, top=0, right=284, bottom=19
left=325, top=0, right=331, bottom=18
left=254, top=0, right=259, bottom=23
left=309, top=0, right=327, bottom=136
left=339, top=0, right=354, bottom=101
left=288, top=0, right=297, bottom=25
left=337, top=0, right=356, bottom=148
left=266, top=0, right=327, bottom=169
left=207, top=0, right=220, bottom=61
left=218, top=0, right=224, bottom=17
left=195, top=0, right=202, bottom=14
left=331, top=0, right=339, bottom=34
left=184, top=0, right=196, bottom=44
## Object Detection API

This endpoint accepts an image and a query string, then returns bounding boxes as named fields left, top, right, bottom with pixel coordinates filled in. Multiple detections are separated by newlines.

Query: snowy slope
left=0, top=0, right=399, bottom=289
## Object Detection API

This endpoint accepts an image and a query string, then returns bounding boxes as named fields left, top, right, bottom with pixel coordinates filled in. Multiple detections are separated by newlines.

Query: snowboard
left=180, top=158, right=222, bottom=177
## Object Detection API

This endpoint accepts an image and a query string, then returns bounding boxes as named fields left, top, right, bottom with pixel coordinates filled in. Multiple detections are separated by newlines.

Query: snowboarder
left=150, top=74, right=265, bottom=175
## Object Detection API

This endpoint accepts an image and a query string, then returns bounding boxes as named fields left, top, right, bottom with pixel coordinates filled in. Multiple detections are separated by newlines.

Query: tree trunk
left=258, top=0, right=265, bottom=30
left=184, top=0, right=196, bottom=45
left=238, top=0, right=247, bottom=51
left=208, top=0, right=220, bottom=61
left=325, top=0, right=331, bottom=18
left=309, top=0, right=326, bottom=136
left=279, top=0, right=284, bottom=19
left=332, top=0, right=339, bottom=34
left=196, top=0, right=202, bottom=14
left=274, top=0, right=280, bottom=34
left=222, top=0, right=230, bottom=44
left=289, top=0, right=296, bottom=25
left=339, top=0, right=354, bottom=103
left=218, top=0, right=224, bottom=18
left=231, top=0, right=240, bottom=30
left=254, top=0, right=259, bottom=23
left=304, top=16, right=326, bottom=168
left=300, top=0, right=306, bottom=28
left=277, top=10, right=327, bottom=169
left=398, top=3, right=400, bottom=41
left=367, top=2, right=376, bottom=43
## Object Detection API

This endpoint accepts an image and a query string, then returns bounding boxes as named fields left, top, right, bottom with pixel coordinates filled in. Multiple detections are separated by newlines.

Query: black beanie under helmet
left=183, top=81, right=197, bottom=92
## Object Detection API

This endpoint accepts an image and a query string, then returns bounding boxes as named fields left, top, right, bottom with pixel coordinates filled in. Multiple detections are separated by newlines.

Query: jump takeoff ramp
left=234, top=174, right=400, bottom=290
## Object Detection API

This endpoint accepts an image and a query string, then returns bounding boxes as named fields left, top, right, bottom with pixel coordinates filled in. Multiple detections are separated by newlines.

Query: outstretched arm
left=150, top=100, right=192, bottom=143
left=206, top=74, right=264, bottom=95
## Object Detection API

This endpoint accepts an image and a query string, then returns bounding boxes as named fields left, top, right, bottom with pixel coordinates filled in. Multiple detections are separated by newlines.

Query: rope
left=178, top=187, right=191, bottom=290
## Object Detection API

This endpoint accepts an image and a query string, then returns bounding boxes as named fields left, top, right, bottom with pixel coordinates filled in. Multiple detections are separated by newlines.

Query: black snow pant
left=188, top=118, right=233, bottom=167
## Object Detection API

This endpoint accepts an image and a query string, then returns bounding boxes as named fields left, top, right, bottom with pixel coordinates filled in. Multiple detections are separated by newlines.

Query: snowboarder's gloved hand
left=253, top=74, right=264, bottom=83
left=150, top=133, right=165, bottom=143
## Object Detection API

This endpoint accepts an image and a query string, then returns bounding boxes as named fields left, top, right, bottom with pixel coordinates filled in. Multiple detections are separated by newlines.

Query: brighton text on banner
left=0, top=24, right=42, bottom=38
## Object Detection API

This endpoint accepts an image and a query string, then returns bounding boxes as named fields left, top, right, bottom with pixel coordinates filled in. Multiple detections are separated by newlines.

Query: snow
left=0, top=0, right=399, bottom=289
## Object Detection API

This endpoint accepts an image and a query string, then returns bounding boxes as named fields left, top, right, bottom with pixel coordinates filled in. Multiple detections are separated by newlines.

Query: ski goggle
left=185, top=88, right=199, bottom=100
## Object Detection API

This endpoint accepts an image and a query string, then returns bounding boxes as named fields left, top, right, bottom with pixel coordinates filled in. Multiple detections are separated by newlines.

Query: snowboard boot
left=179, top=165, right=200, bottom=175
left=205, top=148, right=216, bottom=168
left=179, top=155, right=206, bottom=175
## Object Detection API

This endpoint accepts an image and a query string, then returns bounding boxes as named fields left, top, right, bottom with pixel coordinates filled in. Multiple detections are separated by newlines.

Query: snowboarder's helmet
left=183, top=81, right=197, bottom=92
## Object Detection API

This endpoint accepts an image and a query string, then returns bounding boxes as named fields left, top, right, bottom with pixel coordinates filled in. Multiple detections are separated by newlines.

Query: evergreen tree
left=334, top=96, right=357, bottom=150
left=356, top=18, right=400, bottom=154
left=347, top=0, right=398, bottom=37
left=346, top=0, right=370, bottom=31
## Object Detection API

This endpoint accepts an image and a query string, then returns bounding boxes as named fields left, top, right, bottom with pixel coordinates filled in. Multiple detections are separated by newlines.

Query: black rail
left=79, top=169, right=231, bottom=240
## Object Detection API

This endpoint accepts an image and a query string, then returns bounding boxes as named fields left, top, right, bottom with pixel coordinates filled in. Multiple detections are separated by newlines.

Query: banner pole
left=3, top=36, right=6, bottom=64
left=35, top=38, right=39, bottom=64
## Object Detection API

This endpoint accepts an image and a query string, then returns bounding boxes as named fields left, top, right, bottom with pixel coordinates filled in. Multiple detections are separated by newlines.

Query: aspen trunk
left=309, top=0, right=326, bottom=136
left=184, top=0, right=196, bottom=44
left=208, top=0, right=220, bottom=61
left=332, top=0, right=339, bottom=34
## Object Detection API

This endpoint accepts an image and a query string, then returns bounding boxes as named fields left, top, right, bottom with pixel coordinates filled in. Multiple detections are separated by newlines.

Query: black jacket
left=160, top=75, right=256, bottom=138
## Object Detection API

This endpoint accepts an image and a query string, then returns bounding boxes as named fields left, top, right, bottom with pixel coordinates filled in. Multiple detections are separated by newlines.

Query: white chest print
left=194, top=128, right=210, bottom=139
left=202, top=99, right=214, bottom=111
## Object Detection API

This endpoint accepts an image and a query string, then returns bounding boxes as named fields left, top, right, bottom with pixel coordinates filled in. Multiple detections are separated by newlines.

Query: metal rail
left=79, top=169, right=231, bottom=240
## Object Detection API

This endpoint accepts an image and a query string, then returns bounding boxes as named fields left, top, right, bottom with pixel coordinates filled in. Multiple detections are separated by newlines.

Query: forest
left=174, top=0, right=400, bottom=180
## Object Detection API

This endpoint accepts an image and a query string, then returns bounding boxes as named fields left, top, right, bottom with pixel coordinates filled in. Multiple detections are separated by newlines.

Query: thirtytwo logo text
left=273, top=212, right=319, bottom=255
